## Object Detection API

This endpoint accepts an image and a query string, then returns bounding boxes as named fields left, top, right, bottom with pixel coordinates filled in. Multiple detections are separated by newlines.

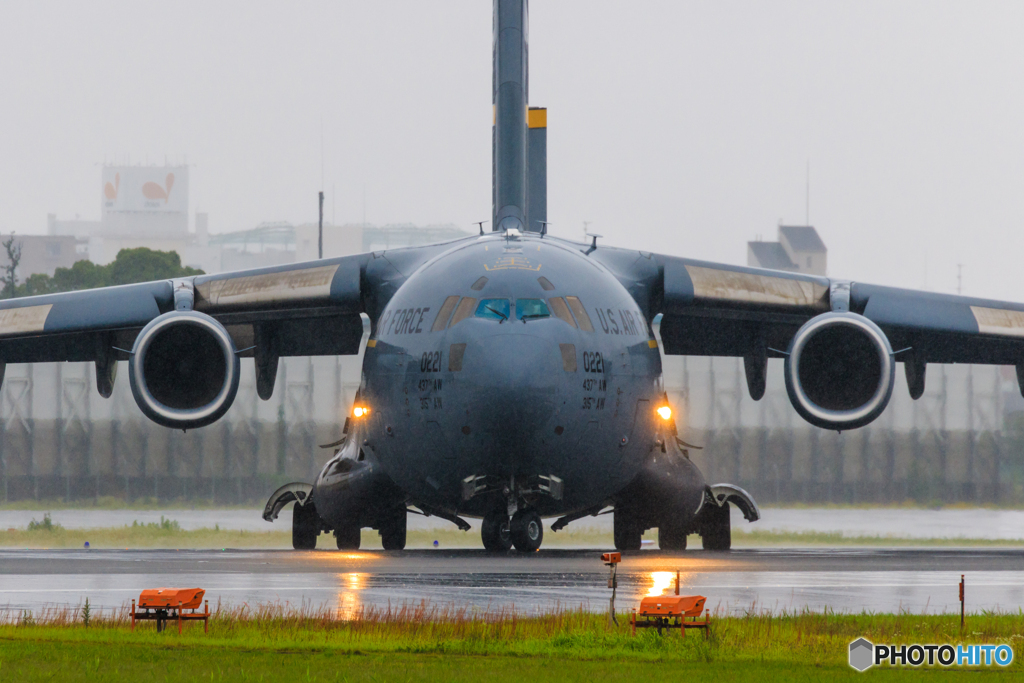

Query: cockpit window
left=548, top=297, right=577, bottom=328
left=565, top=296, right=594, bottom=332
left=449, top=297, right=477, bottom=327
left=475, top=298, right=510, bottom=321
left=431, top=295, right=460, bottom=332
left=516, top=299, right=550, bottom=321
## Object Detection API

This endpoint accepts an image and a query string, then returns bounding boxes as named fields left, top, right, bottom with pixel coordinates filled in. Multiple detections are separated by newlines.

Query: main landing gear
left=334, top=508, right=407, bottom=550
left=334, top=521, right=360, bottom=550
left=377, top=508, right=407, bottom=551
left=482, top=509, right=543, bottom=552
left=613, top=484, right=755, bottom=552
left=699, top=498, right=731, bottom=551
left=292, top=501, right=319, bottom=550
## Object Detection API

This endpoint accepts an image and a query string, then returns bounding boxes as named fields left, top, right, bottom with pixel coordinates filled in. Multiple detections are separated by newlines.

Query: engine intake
left=129, top=311, right=240, bottom=429
left=784, top=312, right=894, bottom=430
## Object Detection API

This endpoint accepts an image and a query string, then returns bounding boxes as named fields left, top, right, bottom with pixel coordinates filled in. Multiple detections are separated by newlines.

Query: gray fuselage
left=354, top=232, right=670, bottom=519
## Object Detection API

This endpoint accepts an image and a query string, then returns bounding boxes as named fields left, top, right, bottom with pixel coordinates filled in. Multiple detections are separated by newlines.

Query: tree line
left=1, top=236, right=203, bottom=299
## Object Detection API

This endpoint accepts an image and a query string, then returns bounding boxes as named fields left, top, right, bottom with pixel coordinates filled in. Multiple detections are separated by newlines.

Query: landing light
left=353, top=406, right=370, bottom=418
left=657, top=405, right=672, bottom=421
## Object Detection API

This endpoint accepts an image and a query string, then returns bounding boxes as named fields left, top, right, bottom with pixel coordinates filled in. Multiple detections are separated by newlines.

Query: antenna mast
left=805, top=160, right=810, bottom=225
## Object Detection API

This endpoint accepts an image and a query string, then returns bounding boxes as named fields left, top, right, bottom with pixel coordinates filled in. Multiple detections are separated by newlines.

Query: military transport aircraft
left=2, top=1, right=1024, bottom=552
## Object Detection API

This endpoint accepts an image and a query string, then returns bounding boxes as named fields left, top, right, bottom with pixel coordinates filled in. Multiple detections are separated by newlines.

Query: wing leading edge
left=0, top=240, right=459, bottom=397
left=590, top=244, right=1024, bottom=430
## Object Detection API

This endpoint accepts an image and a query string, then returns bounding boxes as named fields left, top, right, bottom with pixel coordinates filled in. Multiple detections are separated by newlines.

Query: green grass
left=0, top=604, right=1020, bottom=681
left=0, top=496, right=262, bottom=511
left=5, top=515, right=1024, bottom=549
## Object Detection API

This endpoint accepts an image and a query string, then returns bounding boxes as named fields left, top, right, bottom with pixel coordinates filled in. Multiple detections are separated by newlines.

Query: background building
left=748, top=225, right=828, bottom=275
left=0, top=234, right=88, bottom=280
left=48, top=165, right=189, bottom=266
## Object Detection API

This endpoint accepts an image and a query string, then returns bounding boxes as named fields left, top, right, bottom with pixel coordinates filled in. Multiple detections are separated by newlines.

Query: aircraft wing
left=592, top=246, right=1024, bottom=429
left=0, top=242, right=457, bottom=428
left=594, top=248, right=1024, bottom=365
left=0, top=243, right=450, bottom=365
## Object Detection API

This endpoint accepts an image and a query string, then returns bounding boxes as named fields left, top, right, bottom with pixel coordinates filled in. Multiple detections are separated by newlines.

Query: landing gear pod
left=128, top=311, right=240, bottom=429
left=784, top=312, right=895, bottom=431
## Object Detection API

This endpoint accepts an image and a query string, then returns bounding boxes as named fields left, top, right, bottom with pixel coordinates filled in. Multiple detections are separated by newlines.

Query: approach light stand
left=959, top=574, right=965, bottom=631
left=603, top=552, right=621, bottom=626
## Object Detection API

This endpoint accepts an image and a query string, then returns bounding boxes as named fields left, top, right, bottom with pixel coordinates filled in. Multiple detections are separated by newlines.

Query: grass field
left=0, top=603, right=1020, bottom=681
left=4, top=514, right=1024, bottom=549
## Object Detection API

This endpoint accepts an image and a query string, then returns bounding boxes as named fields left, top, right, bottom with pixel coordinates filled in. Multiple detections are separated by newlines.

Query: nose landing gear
left=482, top=508, right=544, bottom=552
left=510, top=509, right=543, bottom=552
left=481, top=509, right=513, bottom=552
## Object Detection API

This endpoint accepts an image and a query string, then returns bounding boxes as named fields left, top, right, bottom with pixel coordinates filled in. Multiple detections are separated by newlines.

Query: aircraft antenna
left=957, top=264, right=964, bottom=295
left=318, top=191, right=324, bottom=259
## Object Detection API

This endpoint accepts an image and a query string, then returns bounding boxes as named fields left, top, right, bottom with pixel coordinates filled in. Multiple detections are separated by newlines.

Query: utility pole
left=805, top=160, right=810, bottom=225
left=318, top=191, right=324, bottom=259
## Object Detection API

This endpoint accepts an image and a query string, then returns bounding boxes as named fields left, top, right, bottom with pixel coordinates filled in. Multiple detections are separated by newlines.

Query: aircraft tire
left=510, top=510, right=543, bottom=552
left=700, top=502, right=731, bottom=551
left=379, top=511, right=407, bottom=551
left=334, top=523, right=361, bottom=550
left=658, top=522, right=688, bottom=551
left=613, top=509, right=642, bottom=551
left=292, top=502, right=318, bottom=550
left=481, top=510, right=513, bottom=552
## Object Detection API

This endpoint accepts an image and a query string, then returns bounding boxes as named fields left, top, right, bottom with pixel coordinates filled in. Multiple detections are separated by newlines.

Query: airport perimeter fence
left=1, top=356, right=1023, bottom=506
left=0, top=357, right=358, bottom=505
left=664, top=357, right=1024, bottom=506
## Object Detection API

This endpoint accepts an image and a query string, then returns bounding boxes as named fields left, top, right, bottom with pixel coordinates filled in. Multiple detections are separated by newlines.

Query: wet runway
left=3, top=548, right=1024, bottom=616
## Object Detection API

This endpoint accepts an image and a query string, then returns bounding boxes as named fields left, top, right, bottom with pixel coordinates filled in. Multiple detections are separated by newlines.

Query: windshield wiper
left=485, top=305, right=508, bottom=322
left=520, top=314, right=548, bottom=323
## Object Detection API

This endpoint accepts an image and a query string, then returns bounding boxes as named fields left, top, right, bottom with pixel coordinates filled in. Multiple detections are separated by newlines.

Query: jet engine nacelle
left=784, top=312, right=894, bottom=431
left=128, top=311, right=240, bottom=429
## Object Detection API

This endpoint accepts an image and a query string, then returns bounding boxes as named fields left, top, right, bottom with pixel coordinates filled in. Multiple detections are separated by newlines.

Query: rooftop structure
left=747, top=225, right=827, bottom=275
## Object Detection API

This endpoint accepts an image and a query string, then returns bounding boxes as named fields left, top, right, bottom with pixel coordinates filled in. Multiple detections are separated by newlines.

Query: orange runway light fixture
left=132, top=588, right=210, bottom=634
left=631, top=595, right=710, bottom=639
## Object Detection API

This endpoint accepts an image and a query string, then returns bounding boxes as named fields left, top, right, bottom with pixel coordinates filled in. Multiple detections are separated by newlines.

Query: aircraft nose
left=460, top=332, right=562, bottom=449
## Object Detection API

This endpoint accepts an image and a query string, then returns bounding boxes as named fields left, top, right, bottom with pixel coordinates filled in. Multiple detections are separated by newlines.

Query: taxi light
left=353, top=406, right=370, bottom=418
left=657, top=405, right=672, bottom=421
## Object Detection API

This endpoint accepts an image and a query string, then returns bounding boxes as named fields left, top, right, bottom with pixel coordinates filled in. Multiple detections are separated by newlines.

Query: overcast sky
left=1, top=1, right=1022, bottom=299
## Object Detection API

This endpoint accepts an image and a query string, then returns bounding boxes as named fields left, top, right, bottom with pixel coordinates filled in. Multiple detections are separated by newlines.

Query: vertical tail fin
left=492, top=0, right=529, bottom=232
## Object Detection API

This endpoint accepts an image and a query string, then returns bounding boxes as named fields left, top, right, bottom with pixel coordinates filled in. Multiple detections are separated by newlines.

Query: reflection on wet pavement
left=646, top=571, right=674, bottom=598
left=2, top=548, right=1023, bottom=616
